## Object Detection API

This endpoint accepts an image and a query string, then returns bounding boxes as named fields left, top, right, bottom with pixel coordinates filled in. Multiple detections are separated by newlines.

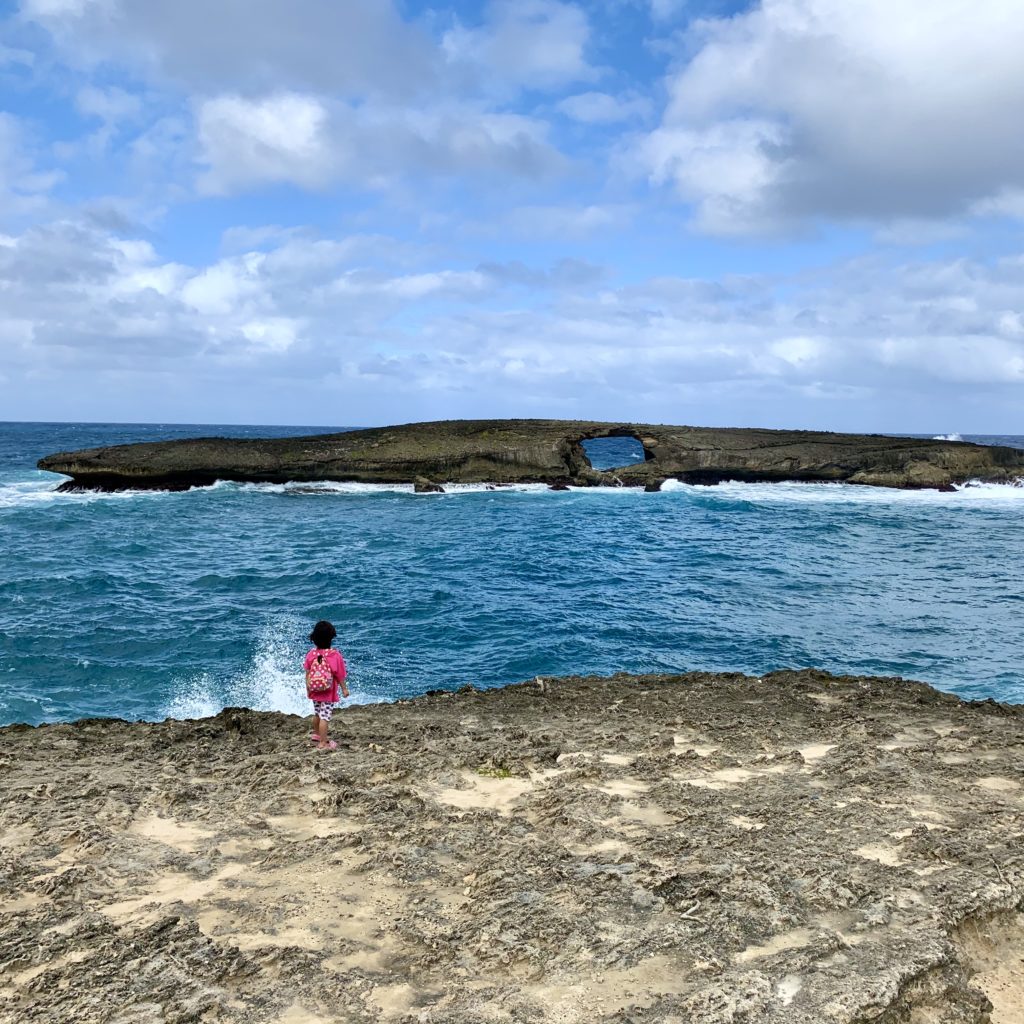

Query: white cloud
left=0, top=112, right=61, bottom=218
left=648, top=0, right=688, bottom=20
left=639, top=0, right=1024, bottom=234
left=874, top=219, right=969, bottom=246
left=21, top=0, right=436, bottom=98
left=557, top=91, right=650, bottom=124
left=639, top=119, right=786, bottom=234
left=499, top=203, right=634, bottom=238
left=769, top=335, right=825, bottom=369
left=180, top=254, right=265, bottom=316
left=196, top=94, right=334, bottom=193
left=331, top=269, right=492, bottom=302
left=21, top=0, right=97, bottom=15
left=4, top=215, right=1024, bottom=427
left=0, top=42, right=35, bottom=67
left=443, top=0, right=595, bottom=91
left=972, top=189, right=1024, bottom=222
left=20, top=0, right=581, bottom=197
left=195, top=93, right=565, bottom=194
left=75, top=85, right=143, bottom=124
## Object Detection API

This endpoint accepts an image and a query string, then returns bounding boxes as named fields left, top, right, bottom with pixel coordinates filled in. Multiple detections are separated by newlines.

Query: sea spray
left=163, top=622, right=310, bottom=720
left=162, top=620, right=387, bottom=721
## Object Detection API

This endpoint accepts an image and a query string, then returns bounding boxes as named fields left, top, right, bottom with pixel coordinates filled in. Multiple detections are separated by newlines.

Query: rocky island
left=2, top=670, right=1023, bottom=1023
left=37, top=419, right=1024, bottom=492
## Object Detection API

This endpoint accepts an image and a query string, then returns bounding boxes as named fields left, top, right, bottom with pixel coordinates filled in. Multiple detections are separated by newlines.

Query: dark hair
left=309, top=620, right=337, bottom=648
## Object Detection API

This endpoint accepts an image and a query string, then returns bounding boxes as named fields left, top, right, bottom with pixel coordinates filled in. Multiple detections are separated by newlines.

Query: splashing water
left=162, top=620, right=386, bottom=720
left=162, top=622, right=310, bottom=720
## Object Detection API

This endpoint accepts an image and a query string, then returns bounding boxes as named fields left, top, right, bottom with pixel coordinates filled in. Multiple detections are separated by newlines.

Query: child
left=304, top=620, right=349, bottom=751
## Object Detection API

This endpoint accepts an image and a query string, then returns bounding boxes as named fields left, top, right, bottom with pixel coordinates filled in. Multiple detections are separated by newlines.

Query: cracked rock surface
left=2, top=670, right=1024, bottom=1023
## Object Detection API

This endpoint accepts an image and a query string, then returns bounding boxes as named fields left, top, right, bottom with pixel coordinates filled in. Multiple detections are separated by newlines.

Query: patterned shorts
left=312, top=701, right=336, bottom=721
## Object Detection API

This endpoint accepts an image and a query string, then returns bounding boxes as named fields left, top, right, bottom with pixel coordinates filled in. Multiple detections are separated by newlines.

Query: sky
left=1, top=0, right=1023, bottom=431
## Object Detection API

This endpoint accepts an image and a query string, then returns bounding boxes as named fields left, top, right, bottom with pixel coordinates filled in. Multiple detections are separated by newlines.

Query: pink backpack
left=306, top=650, right=334, bottom=696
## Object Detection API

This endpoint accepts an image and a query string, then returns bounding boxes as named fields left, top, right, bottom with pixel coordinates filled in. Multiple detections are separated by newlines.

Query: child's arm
left=336, top=651, right=350, bottom=699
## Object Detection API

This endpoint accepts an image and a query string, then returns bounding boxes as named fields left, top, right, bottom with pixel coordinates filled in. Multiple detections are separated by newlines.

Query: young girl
left=304, top=620, right=349, bottom=751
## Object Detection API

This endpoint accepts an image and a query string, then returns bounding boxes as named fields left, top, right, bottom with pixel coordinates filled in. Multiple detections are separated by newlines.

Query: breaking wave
left=658, top=478, right=1024, bottom=504
left=161, top=622, right=385, bottom=721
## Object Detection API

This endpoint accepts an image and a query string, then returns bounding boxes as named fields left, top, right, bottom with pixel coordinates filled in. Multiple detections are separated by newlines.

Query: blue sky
left=1, top=0, right=1023, bottom=430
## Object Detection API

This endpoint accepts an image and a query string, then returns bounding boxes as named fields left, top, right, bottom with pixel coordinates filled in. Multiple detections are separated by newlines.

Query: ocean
left=1, top=421, right=1023, bottom=726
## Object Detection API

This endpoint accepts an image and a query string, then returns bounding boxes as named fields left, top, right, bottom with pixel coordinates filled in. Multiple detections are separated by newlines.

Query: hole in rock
left=581, top=436, right=648, bottom=471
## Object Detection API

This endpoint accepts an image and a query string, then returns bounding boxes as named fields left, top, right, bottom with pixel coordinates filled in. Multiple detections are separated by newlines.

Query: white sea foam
left=933, top=432, right=964, bottom=441
left=232, top=480, right=416, bottom=495
left=2, top=475, right=635, bottom=506
left=658, top=478, right=1024, bottom=505
left=0, top=474, right=173, bottom=509
left=5, top=471, right=1023, bottom=511
left=442, top=482, right=552, bottom=494
left=566, top=485, right=646, bottom=494
left=226, top=480, right=556, bottom=496
left=162, top=622, right=382, bottom=721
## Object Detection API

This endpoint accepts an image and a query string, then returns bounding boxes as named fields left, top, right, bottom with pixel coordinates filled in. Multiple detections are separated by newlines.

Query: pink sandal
left=317, top=740, right=338, bottom=751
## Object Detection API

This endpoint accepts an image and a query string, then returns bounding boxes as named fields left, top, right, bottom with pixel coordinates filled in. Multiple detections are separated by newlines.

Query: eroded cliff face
left=37, top=419, right=1024, bottom=492
left=1, top=671, right=1023, bottom=1023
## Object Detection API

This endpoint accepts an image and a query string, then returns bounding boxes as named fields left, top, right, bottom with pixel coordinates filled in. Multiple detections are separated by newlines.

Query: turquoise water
left=2, top=421, right=1023, bottom=726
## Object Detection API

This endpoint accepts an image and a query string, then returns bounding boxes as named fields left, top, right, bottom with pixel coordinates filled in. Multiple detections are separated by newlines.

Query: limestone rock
left=413, top=477, right=445, bottom=493
left=37, top=418, right=1024, bottom=492
left=2, top=669, right=1024, bottom=1022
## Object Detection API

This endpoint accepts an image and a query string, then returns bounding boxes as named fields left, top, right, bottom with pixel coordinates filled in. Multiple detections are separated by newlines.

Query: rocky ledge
left=37, top=419, right=1024, bottom=492
left=2, top=670, right=1024, bottom=1023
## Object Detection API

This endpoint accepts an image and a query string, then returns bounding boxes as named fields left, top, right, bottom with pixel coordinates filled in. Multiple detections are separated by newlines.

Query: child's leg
left=316, top=703, right=334, bottom=748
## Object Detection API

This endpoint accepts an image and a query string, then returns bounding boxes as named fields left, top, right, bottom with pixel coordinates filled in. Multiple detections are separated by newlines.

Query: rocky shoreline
left=2, top=669, right=1024, bottom=1023
left=37, top=419, right=1024, bottom=492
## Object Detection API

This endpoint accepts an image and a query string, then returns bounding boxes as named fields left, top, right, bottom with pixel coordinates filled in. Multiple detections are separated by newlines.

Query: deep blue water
left=2, top=421, right=1023, bottom=726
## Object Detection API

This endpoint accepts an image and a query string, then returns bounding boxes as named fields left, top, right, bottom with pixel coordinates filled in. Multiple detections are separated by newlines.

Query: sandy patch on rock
left=0, top=893, right=47, bottom=913
left=680, top=764, right=790, bottom=790
left=855, top=843, right=904, bottom=867
left=976, top=776, right=1021, bottom=793
left=524, top=955, right=688, bottom=1020
left=601, top=753, right=633, bottom=767
left=265, top=813, right=361, bottom=840
left=128, top=813, right=213, bottom=852
left=101, top=862, right=245, bottom=921
left=729, top=815, right=766, bottom=831
left=608, top=802, right=677, bottom=826
left=570, top=837, right=635, bottom=857
left=673, top=730, right=720, bottom=757
left=431, top=771, right=536, bottom=813
left=799, top=742, right=836, bottom=761
left=959, top=914, right=1024, bottom=1024
left=735, top=926, right=817, bottom=963
left=596, top=779, right=651, bottom=799
left=279, top=1005, right=332, bottom=1024
left=682, top=767, right=757, bottom=789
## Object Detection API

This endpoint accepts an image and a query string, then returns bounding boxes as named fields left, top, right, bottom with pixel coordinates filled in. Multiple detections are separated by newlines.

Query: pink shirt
left=304, top=647, right=347, bottom=704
